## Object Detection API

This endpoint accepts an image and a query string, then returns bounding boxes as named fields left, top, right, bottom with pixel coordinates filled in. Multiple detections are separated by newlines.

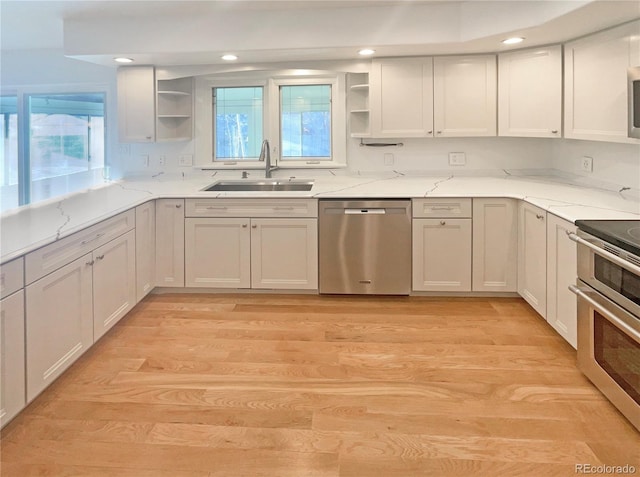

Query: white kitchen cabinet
left=251, top=218, right=318, bottom=290
left=564, top=20, right=640, bottom=144
left=135, top=201, right=156, bottom=301
left=370, top=57, right=434, bottom=137
left=185, top=218, right=251, bottom=288
left=498, top=46, right=562, bottom=138
left=546, top=214, right=578, bottom=348
left=433, top=55, right=497, bottom=137
left=185, top=217, right=318, bottom=290
left=412, top=199, right=472, bottom=292
left=156, top=76, right=194, bottom=141
left=1, top=257, right=23, bottom=300
left=518, top=202, right=547, bottom=317
left=117, top=66, right=156, bottom=143
left=1, top=290, right=25, bottom=428
left=26, top=254, right=93, bottom=402
left=155, top=199, right=185, bottom=287
left=347, top=72, right=370, bottom=138
left=93, top=230, right=137, bottom=340
left=472, top=198, right=518, bottom=292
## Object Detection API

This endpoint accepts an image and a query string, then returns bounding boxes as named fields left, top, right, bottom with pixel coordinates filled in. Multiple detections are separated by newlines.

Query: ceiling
left=1, top=0, right=639, bottom=67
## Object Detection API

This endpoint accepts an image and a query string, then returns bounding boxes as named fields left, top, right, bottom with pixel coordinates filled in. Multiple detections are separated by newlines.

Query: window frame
left=0, top=83, right=111, bottom=212
left=196, top=73, right=346, bottom=170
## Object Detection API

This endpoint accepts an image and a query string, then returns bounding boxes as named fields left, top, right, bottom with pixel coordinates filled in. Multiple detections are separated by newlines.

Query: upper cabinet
left=347, top=72, right=371, bottom=138
left=117, top=66, right=193, bottom=143
left=367, top=55, right=496, bottom=138
left=498, top=46, right=562, bottom=138
left=433, top=55, right=497, bottom=137
left=564, top=20, right=640, bottom=144
left=370, top=57, right=434, bottom=138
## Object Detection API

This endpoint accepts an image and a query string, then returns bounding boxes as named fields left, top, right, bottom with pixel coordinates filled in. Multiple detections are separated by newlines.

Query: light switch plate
left=179, top=155, right=193, bottom=167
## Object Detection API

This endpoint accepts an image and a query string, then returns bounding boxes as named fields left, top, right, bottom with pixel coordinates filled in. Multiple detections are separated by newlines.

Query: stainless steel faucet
left=258, top=139, right=278, bottom=178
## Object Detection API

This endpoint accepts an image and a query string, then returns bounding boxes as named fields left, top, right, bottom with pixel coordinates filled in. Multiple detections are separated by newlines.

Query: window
left=0, top=90, right=106, bottom=212
left=213, top=86, right=263, bottom=161
left=280, top=84, right=331, bottom=161
left=203, top=74, right=345, bottom=169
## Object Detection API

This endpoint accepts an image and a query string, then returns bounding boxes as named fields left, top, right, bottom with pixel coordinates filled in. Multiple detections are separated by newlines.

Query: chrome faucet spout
left=258, top=139, right=278, bottom=178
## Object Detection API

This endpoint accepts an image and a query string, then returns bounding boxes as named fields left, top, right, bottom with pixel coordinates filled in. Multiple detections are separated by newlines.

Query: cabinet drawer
left=25, top=209, right=135, bottom=285
left=1, top=257, right=24, bottom=299
left=412, top=198, right=472, bottom=218
left=185, top=199, right=318, bottom=218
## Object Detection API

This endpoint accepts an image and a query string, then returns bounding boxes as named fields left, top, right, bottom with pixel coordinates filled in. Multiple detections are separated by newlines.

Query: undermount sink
left=203, top=179, right=314, bottom=192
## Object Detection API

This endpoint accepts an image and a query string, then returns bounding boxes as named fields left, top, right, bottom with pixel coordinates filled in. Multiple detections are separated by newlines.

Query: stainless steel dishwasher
left=319, top=199, right=412, bottom=295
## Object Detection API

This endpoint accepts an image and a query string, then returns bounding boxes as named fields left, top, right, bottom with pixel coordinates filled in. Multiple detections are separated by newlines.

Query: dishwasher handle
left=344, top=208, right=386, bottom=215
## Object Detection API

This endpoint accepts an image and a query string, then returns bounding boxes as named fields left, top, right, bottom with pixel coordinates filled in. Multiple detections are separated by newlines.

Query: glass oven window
left=594, top=312, right=640, bottom=405
left=594, top=255, right=640, bottom=306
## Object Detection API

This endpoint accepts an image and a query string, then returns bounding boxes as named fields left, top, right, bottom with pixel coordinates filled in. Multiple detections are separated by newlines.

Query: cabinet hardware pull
left=86, top=260, right=94, bottom=266
left=430, top=206, right=454, bottom=211
left=551, top=130, right=558, bottom=134
left=81, top=232, right=105, bottom=246
left=206, top=206, right=227, bottom=210
left=437, top=131, right=442, bottom=134
left=536, top=214, right=544, bottom=220
left=440, top=220, right=446, bottom=225
left=274, top=206, right=294, bottom=210
left=427, top=130, right=433, bottom=134
left=175, top=204, right=182, bottom=208
left=252, top=224, right=257, bottom=228
left=95, top=255, right=105, bottom=261
left=242, top=224, right=248, bottom=228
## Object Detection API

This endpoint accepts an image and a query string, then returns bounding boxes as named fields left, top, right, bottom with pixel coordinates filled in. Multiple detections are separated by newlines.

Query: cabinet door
left=1, top=290, right=25, bottom=428
left=117, top=66, right=155, bottom=142
left=251, top=218, right=318, bottom=290
left=498, top=46, right=562, bottom=138
left=565, top=21, right=640, bottom=143
left=135, top=201, right=156, bottom=301
left=412, top=218, right=471, bottom=292
left=547, top=215, right=578, bottom=348
left=472, top=198, right=518, bottom=292
left=370, top=57, right=434, bottom=137
left=434, top=55, right=497, bottom=137
left=185, top=218, right=251, bottom=288
left=517, top=202, right=547, bottom=317
left=93, top=230, right=137, bottom=340
left=26, top=255, right=93, bottom=402
left=155, top=199, right=185, bottom=287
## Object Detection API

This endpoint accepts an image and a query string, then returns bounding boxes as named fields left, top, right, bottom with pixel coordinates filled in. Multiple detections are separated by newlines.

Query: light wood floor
left=2, top=294, right=639, bottom=476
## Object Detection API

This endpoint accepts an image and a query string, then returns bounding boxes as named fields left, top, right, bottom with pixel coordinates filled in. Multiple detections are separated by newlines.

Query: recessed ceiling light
left=222, top=54, right=238, bottom=61
left=502, top=37, right=525, bottom=45
left=358, top=49, right=376, bottom=56
left=114, top=57, right=134, bottom=63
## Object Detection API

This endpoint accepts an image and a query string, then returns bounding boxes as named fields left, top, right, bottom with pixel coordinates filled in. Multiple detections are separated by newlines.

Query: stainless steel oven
left=569, top=223, right=640, bottom=431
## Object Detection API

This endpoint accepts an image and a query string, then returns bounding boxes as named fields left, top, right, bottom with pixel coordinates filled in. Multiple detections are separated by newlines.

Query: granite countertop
left=2, top=169, right=639, bottom=263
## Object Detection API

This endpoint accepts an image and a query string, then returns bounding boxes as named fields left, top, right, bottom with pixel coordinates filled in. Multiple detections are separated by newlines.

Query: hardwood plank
left=2, top=294, right=638, bottom=476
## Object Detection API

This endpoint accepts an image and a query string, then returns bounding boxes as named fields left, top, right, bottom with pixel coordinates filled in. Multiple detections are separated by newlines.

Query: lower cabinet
left=135, top=200, right=156, bottom=301
left=25, top=231, right=137, bottom=401
left=156, top=199, right=185, bottom=287
left=412, top=218, right=472, bottom=291
left=517, top=202, right=547, bottom=317
left=185, top=217, right=318, bottom=290
left=472, top=198, right=518, bottom=292
left=26, top=255, right=94, bottom=402
left=93, top=230, right=137, bottom=340
left=546, top=214, right=578, bottom=348
left=1, top=290, right=25, bottom=427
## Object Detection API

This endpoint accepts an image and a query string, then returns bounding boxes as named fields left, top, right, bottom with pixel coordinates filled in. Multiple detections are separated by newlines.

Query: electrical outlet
left=159, top=155, right=166, bottom=166
left=384, top=153, right=394, bottom=165
left=179, top=154, right=193, bottom=167
left=140, top=154, right=149, bottom=167
left=581, top=156, right=593, bottom=173
left=449, top=152, right=466, bottom=166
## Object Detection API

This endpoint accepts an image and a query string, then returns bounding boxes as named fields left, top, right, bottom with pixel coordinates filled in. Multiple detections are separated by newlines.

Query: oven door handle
left=569, top=284, right=640, bottom=342
left=567, top=232, right=640, bottom=276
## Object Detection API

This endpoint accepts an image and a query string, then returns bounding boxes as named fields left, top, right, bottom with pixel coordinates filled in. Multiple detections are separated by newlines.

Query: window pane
left=0, top=96, right=19, bottom=211
left=214, top=87, right=263, bottom=160
left=28, top=93, right=105, bottom=203
left=280, top=85, right=331, bottom=160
